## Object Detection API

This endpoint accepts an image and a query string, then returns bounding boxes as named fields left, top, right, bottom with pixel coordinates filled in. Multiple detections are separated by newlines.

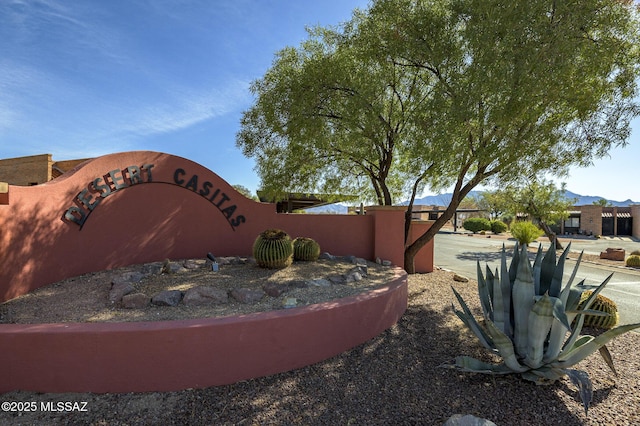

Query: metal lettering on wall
left=62, top=164, right=246, bottom=230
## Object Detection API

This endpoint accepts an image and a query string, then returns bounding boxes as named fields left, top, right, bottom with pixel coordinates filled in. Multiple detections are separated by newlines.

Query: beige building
left=0, top=154, right=91, bottom=186
left=560, top=205, right=640, bottom=239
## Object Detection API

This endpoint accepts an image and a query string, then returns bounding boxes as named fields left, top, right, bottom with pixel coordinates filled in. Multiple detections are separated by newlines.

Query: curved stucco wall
left=0, top=269, right=407, bottom=393
left=0, top=151, right=426, bottom=303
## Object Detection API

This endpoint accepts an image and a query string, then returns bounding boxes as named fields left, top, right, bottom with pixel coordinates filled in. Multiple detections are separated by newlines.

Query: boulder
left=122, top=293, right=149, bottom=309
left=182, top=286, right=228, bottom=306
left=230, top=288, right=265, bottom=304
left=152, top=290, right=183, bottom=306
left=108, top=282, right=135, bottom=303
left=453, top=274, right=469, bottom=283
left=111, top=272, right=145, bottom=286
left=262, top=282, right=288, bottom=297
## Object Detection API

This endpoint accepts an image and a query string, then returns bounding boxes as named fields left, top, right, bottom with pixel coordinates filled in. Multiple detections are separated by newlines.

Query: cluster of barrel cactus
left=450, top=242, right=640, bottom=415
left=252, top=229, right=320, bottom=269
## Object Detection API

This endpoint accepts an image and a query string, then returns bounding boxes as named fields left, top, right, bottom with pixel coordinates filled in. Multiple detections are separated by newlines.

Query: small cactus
left=293, top=237, right=321, bottom=261
left=577, top=290, right=619, bottom=329
left=253, top=229, right=293, bottom=269
left=629, top=249, right=640, bottom=256
left=626, top=255, right=640, bottom=268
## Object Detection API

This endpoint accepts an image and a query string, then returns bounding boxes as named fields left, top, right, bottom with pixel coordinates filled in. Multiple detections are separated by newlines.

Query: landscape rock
left=352, top=257, right=368, bottom=266
left=319, top=252, right=336, bottom=260
left=230, top=288, right=265, bottom=304
left=152, top=290, right=183, bottom=306
left=444, top=414, right=497, bottom=426
left=282, top=297, right=298, bottom=309
left=306, top=278, right=332, bottom=287
left=286, top=280, right=309, bottom=289
left=183, top=259, right=203, bottom=270
left=345, top=271, right=362, bottom=282
left=108, top=282, right=135, bottom=303
left=350, top=265, right=367, bottom=277
left=328, top=275, right=346, bottom=285
left=453, top=274, right=469, bottom=283
left=262, top=282, right=288, bottom=297
left=381, top=260, right=393, bottom=267
left=182, top=286, right=228, bottom=306
left=111, top=272, right=145, bottom=286
left=122, top=293, right=149, bottom=309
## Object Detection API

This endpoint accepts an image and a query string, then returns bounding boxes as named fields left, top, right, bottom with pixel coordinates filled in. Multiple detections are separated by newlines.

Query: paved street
left=434, top=231, right=640, bottom=326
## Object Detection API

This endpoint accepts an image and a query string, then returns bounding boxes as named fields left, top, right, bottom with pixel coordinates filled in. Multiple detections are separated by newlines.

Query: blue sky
left=1, top=0, right=638, bottom=203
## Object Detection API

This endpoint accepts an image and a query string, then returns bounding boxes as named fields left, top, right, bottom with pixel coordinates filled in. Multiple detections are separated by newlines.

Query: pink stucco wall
left=0, top=151, right=430, bottom=303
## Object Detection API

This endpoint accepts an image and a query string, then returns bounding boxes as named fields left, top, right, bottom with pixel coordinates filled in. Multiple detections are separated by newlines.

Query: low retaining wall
left=0, top=268, right=407, bottom=393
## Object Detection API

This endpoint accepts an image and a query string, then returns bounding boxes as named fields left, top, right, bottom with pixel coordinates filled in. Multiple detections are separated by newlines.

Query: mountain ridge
left=306, top=190, right=638, bottom=213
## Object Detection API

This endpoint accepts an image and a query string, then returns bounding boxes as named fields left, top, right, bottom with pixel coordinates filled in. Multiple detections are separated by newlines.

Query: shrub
left=626, top=255, right=640, bottom=268
left=450, top=243, right=640, bottom=415
left=293, top=237, right=321, bottom=261
left=253, top=228, right=293, bottom=269
left=630, top=249, right=640, bottom=256
left=463, top=217, right=491, bottom=233
left=510, top=221, right=543, bottom=245
left=490, top=220, right=508, bottom=234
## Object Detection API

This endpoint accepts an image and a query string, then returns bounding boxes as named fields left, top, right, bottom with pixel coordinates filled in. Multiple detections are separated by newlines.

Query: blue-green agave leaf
left=454, top=356, right=515, bottom=374
left=532, top=244, right=544, bottom=295
left=492, top=266, right=506, bottom=335
left=565, top=369, right=593, bottom=417
left=539, top=243, right=557, bottom=295
left=499, top=245, right=512, bottom=337
left=512, top=244, right=535, bottom=356
left=483, top=315, right=528, bottom=373
left=565, top=274, right=613, bottom=349
left=477, top=262, right=492, bottom=319
left=451, top=287, right=496, bottom=352
left=557, top=323, right=640, bottom=366
left=550, top=243, right=571, bottom=298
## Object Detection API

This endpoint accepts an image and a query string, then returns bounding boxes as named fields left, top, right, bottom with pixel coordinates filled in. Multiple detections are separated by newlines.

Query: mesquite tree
left=237, top=0, right=640, bottom=273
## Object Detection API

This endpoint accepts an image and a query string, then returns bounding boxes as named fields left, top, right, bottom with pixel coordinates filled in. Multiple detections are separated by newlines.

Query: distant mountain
left=305, top=203, right=350, bottom=214
left=563, top=190, right=638, bottom=207
left=305, top=190, right=638, bottom=213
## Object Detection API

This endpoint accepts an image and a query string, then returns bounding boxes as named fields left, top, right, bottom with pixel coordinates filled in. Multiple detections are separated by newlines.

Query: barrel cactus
left=577, top=291, right=619, bottom=329
left=253, top=229, right=293, bottom=269
left=625, top=254, right=640, bottom=267
left=293, top=237, right=321, bottom=261
left=450, top=242, right=640, bottom=415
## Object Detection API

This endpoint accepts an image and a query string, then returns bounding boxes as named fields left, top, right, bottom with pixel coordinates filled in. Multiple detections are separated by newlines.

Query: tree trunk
left=538, top=221, right=563, bottom=250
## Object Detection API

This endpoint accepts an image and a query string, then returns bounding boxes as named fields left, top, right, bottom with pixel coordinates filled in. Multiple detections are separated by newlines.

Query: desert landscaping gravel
left=1, top=267, right=639, bottom=425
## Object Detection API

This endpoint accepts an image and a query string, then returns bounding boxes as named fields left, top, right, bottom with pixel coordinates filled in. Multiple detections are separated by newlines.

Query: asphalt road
left=434, top=232, right=640, bottom=326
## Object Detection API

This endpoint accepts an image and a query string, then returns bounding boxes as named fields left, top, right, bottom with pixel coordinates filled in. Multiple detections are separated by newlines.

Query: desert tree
left=237, top=0, right=640, bottom=272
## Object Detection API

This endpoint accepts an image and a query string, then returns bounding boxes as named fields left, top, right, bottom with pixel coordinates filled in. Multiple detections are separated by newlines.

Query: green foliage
left=451, top=243, right=640, bottom=415
left=463, top=217, right=491, bottom=233
left=253, top=229, right=293, bottom=269
left=577, top=291, right=619, bottom=330
left=510, top=221, right=543, bottom=245
left=237, top=0, right=640, bottom=271
left=490, top=220, right=508, bottom=234
left=293, top=237, right=321, bottom=261
left=625, top=255, right=640, bottom=268
left=592, top=198, right=612, bottom=207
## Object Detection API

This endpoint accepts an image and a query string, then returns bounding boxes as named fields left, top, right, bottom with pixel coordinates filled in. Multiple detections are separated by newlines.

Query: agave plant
left=450, top=242, right=640, bottom=415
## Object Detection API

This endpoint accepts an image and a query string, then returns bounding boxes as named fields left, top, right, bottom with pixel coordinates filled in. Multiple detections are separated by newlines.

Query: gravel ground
left=1, top=269, right=639, bottom=425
